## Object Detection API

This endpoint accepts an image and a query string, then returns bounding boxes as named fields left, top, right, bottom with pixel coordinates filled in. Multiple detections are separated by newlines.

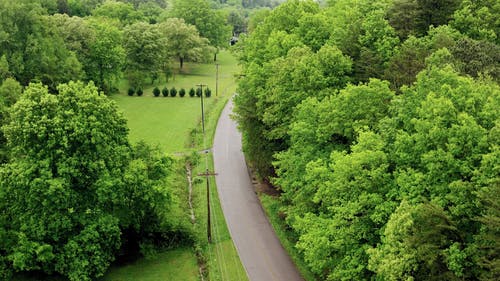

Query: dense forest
left=0, top=0, right=266, bottom=280
left=234, top=0, right=499, bottom=280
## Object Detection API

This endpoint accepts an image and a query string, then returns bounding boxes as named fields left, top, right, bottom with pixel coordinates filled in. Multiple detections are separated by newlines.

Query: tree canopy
left=233, top=0, right=500, bottom=280
left=0, top=82, right=189, bottom=280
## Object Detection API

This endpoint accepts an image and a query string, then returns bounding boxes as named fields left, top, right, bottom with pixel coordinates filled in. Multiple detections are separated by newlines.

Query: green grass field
left=114, top=50, right=240, bottom=153
left=99, top=248, right=199, bottom=281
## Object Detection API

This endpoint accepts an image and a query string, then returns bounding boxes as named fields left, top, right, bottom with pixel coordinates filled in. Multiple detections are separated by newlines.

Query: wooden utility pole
left=198, top=169, right=218, bottom=243
left=196, top=84, right=207, bottom=133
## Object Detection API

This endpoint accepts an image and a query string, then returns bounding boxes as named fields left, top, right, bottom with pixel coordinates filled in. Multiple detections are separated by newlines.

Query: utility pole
left=196, top=84, right=207, bottom=133
left=198, top=169, right=218, bottom=243
left=196, top=82, right=217, bottom=243
left=215, top=63, right=219, bottom=97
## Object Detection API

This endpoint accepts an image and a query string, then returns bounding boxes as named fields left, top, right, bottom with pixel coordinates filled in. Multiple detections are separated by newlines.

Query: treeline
left=234, top=0, right=499, bottom=280
left=0, top=0, right=232, bottom=94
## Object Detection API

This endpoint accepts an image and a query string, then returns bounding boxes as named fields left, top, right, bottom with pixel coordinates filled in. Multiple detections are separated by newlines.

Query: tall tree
left=159, top=17, right=212, bottom=69
left=85, top=17, right=125, bottom=92
left=123, top=22, right=166, bottom=85
left=0, top=81, right=186, bottom=280
left=170, top=0, right=231, bottom=52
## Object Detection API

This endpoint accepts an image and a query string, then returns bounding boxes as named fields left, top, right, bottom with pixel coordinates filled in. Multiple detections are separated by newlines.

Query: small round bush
left=189, top=88, right=195, bottom=97
left=179, top=88, right=186, bottom=97
left=170, top=87, right=177, bottom=97
left=136, top=88, right=143, bottom=96
left=205, top=88, right=211, bottom=98
left=128, top=87, right=135, bottom=96
left=196, top=87, right=202, bottom=97
left=162, top=87, right=168, bottom=97
left=153, top=87, right=160, bottom=97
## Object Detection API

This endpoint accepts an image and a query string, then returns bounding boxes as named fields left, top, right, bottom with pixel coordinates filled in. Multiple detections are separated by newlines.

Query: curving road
left=213, top=99, right=303, bottom=281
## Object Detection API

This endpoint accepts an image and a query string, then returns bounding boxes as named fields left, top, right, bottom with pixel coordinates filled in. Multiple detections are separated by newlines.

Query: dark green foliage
left=169, top=87, right=177, bottom=97
left=188, top=87, right=195, bottom=97
left=153, top=86, right=160, bottom=97
left=195, top=87, right=202, bottom=97
left=128, top=87, right=135, bottom=96
left=204, top=88, right=211, bottom=98
left=179, top=88, right=186, bottom=97
left=387, top=0, right=461, bottom=38
left=136, top=87, right=143, bottom=96
left=162, top=86, right=168, bottom=97
left=0, top=82, right=188, bottom=281
left=450, top=37, right=500, bottom=82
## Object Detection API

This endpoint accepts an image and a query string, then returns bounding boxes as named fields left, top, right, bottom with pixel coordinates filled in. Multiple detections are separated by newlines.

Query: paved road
left=213, top=99, right=304, bottom=281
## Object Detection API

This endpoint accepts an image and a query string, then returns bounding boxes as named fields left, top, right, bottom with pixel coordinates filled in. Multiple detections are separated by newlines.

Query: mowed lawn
left=100, top=248, right=199, bottom=281
left=114, top=95, right=203, bottom=152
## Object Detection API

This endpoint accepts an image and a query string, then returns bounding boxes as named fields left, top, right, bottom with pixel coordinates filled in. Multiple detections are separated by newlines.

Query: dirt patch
left=247, top=166, right=281, bottom=197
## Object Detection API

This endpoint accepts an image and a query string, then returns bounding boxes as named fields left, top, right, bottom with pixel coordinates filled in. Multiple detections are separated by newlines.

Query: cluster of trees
left=234, top=0, right=499, bottom=280
left=0, top=0, right=232, bottom=93
left=0, top=81, right=192, bottom=280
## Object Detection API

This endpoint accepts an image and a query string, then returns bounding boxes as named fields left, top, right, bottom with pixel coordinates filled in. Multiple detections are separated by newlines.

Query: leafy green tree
left=170, top=0, right=231, bottom=51
left=451, top=0, right=499, bottom=44
left=226, top=8, right=246, bottom=36
left=0, top=81, right=185, bottom=280
left=123, top=22, right=166, bottom=82
left=159, top=18, right=213, bottom=69
left=67, top=0, right=104, bottom=17
left=368, top=201, right=461, bottom=281
left=386, top=0, right=461, bottom=37
left=92, top=0, right=142, bottom=25
left=86, top=17, right=125, bottom=92
left=0, top=0, right=83, bottom=90
left=450, top=37, right=500, bottom=83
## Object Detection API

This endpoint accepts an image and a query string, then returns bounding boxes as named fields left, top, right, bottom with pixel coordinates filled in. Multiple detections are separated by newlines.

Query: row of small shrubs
left=156, top=87, right=212, bottom=98
left=128, top=87, right=144, bottom=96
left=128, top=87, right=212, bottom=97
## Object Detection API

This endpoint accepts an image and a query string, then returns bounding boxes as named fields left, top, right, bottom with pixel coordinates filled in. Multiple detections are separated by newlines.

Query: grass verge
left=259, top=194, right=317, bottom=281
left=190, top=152, right=248, bottom=281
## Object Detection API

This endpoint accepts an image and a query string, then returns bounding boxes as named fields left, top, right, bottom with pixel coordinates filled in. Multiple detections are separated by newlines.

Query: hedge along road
left=213, top=98, right=304, bottom=281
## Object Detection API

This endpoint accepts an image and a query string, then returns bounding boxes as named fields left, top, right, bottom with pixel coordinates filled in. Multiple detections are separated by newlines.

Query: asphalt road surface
left=213, top=99, right=304, bottom=281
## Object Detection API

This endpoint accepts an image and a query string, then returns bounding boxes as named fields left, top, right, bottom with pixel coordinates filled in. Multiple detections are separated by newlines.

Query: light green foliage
left=85, top=17, right=125, bottom=91
left=276, top=66, right=499, bottom=280
left=0, top=77, right=22, bottom=107
left=451, top=0, right=500, bottom=44
left=0, top=81, right=186, bottom=280
left=159, top=17, right=213, bottom=69
left=123, top=22, right=166, bottom=83
left=170, top=0, right=231, bottom=49
left=92, top=0, right=143, bottom=25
